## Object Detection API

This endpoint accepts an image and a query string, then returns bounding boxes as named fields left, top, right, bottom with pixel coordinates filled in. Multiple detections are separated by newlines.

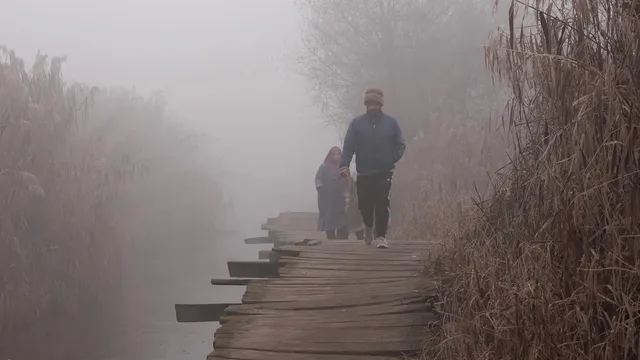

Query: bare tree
left=298, top=0, right=495, bottom=129
left=297, top=0, right=508, bottom=236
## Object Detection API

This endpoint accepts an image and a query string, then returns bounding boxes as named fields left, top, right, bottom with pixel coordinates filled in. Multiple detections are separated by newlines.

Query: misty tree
left=298, top=0, right=495, bottom=132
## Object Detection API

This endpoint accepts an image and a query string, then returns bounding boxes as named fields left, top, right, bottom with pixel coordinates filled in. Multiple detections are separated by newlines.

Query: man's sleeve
left=393, top=119, right=406, bottom=163
left=340, top=120, right=356, bottom=168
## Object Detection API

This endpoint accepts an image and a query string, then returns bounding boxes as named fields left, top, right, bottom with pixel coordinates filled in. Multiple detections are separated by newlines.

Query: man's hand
left=340, top=167, right=350, bottom=178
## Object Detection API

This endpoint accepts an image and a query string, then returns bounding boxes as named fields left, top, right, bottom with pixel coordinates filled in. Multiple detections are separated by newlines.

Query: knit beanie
left=363, top=88, right=384, bottom=106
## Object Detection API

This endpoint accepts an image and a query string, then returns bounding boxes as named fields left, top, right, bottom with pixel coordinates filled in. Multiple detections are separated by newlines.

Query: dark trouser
left=356, top=172, right=392, bottom=238
left=326, top=225, right=348, bottom=240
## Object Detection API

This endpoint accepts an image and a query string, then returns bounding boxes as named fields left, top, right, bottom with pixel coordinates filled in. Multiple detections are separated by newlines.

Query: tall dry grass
left=428, top=1, right=640, bottom=359
left=0, top=48, right=222, bottom=347
left=0, top=49, right=124, bottom=336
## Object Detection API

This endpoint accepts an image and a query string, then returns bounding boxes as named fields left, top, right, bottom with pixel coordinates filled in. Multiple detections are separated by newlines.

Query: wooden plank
left=214, top=334, right=424, bottom=355
left=233, top=292, right=425, bottom=311
left=272, top=246, right=434, bottom=259
left=208, top=349, right=402, bottom=360
left=245, top=290, right=425, bottom=308
left=211, top=278, right=262, bottom=286
left=218, top=312, right=440, bottom=330
left=277, top=268, right=420, bottom=279
left=280, top=261, right=423, bottom=272
left=241, top=281, right=433, bottom=302
left=274, top=244, right=437, bottom=255
left=245, top=236, right=274, bottom=244
left=221, top=301, right=431, bottom=318
left=272, top=247, right=301, bottom=257
left=258, top=250, right=281, bottom=262
left=216, top=325, right=427, bottom=342
left=268, top=251, right=281, bottom=263
left=283, top=252, right=424, bottom=262
left=243, top=277, right=424, bottom=294
left=174, top=303, right=234, bottom=322
left=227, top=261, right=279, bottom=278
left=270, top=224, right=317, bottom=231
left=203, top=212, right=440, bottom=359
left=279, top=242, right=436, bottom=251
left=274, top=240, right=322, bottom=247
left=264, top=277, right=410, bottom=286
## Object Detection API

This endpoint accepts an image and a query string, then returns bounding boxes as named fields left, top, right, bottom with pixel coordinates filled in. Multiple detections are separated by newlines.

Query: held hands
left=339, top=167, right=350, bottom=178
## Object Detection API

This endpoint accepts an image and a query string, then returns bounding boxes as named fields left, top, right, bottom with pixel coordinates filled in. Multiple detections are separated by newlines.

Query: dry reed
left=0, top=48, right=221, bottom=344
left=427, top=1, right=640, bottom=359
left=0, top=49, right=117, bottom=336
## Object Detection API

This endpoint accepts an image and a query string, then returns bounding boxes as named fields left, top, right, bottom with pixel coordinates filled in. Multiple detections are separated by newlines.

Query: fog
left=0, top=0, right=338, bottom=359
left=5, top=0, right=622, bottom=359
left=0, top=0, right=338, bottom=228
left=0, top=0, right=511, bottom=358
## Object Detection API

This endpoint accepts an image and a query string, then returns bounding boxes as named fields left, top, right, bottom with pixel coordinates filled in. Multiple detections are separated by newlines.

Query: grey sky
left=0, top=0, right=339, bottom=228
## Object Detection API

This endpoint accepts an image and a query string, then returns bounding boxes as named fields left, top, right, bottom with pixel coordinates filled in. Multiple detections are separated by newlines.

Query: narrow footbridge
left=175, top=211, right=441, bottom=360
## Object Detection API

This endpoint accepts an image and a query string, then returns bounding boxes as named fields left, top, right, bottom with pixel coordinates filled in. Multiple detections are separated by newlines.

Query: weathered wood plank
left=208, top=348, right=402, bottom=360
left=218, top=312, right=440, bottom=330
left=274, top=244, right=437, bottom=255
left=220, top=301, right=431, bottom=318
left=204, top=211, right=440, bottom=359
left=214, top=333, right=425, bottom=355
left=280, top=262, right=423, bottom=272
left=245, top=236, right=274, bottom=244
left=277, top=268, right=421, bottom=279
left=241, top=281, right=434, bottom=302
left=281, top=253, right=424, bottom=262
left=232, top=291, right=425, bottom=311
left=243, top=278, right=425, bottom=295
left=258, top=250, right=281, bottom=262
left=174, top=303, right=234, bottom=322
left=211, top=278, right=262, bottom=286
left=227, top=261, right=279, bottom=278
left=260, top=277, right=409, bottom=286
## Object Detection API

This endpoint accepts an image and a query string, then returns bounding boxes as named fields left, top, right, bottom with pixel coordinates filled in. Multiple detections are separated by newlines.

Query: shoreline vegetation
left=0, top=48, right=223, bottom=358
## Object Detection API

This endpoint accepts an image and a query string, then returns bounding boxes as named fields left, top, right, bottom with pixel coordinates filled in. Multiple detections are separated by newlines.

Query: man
left=339, top=88, right=406, bottom=249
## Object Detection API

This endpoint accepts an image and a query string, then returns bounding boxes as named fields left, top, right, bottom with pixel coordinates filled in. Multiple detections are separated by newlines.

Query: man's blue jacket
left=340, top=112, right=406, bottom=176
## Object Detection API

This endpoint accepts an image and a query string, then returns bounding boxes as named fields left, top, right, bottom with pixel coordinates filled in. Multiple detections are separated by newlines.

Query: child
left=315, top=146, right=349, bottom=239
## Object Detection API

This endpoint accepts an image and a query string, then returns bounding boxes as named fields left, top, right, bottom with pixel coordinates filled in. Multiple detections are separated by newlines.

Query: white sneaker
left=364, top=227, right=374, bottom=245
left=376, top=237, right=388, bottom=249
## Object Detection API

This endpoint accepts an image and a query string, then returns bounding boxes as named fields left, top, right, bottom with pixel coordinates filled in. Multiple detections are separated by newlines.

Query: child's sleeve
left=343, top=178, right=352, bottom=211
left=315, top=165, right=323, bottom=189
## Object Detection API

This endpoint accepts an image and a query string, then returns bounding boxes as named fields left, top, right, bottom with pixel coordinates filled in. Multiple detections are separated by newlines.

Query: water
left=119, top=227, right=271, bottom=360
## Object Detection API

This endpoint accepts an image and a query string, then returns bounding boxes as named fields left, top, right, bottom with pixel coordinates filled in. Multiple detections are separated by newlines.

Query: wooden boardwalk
left=179, top=212, right=441, bottom=360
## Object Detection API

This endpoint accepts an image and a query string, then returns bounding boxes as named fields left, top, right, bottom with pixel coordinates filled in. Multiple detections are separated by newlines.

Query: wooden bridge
left=175, top=211, right=441, bottom=360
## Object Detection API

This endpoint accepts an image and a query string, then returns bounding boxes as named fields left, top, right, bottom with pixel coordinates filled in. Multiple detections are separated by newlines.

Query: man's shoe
left=375, top=237, right=388, bottom=249
left=364, top=227, right=374, bottom=245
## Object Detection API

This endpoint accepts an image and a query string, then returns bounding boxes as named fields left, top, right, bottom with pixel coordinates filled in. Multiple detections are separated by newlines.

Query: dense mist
left=0, top=0, right=338, bottom=227
left=8, top=0, right=618, bottom=359
left=0, top=1, right=338, bottom=359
